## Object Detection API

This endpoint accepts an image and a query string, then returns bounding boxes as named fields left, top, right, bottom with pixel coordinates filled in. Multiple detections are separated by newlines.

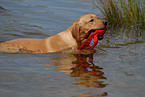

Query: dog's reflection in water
left=46, top=52, right=107, bottom=96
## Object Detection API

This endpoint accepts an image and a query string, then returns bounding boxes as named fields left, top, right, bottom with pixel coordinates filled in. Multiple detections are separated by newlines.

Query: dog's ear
left=71, top=23, right=81, bottom=46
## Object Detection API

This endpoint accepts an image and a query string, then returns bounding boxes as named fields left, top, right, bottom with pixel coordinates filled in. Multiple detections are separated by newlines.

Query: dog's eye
left=89, top=19, right=94, bottom=22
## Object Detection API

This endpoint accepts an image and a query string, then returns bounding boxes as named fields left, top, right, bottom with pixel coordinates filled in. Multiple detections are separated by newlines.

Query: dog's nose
left=103, top=20, right=108, bottom=26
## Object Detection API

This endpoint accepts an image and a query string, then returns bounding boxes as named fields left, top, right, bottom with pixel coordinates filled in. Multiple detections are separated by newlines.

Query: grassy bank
left=94, top=0, right=145, bottom=28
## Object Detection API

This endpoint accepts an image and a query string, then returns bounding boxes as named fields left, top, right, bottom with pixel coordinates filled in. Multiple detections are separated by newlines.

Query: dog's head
left=71, top=14, right=107, bottom=46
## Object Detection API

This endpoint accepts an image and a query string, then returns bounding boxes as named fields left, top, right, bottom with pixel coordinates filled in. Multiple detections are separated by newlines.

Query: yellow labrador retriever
left=0, top=14, right=107, bottom=53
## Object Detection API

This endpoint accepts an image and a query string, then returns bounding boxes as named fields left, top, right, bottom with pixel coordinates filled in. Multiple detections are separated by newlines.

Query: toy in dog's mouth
left=78, top=27, right=107, bottom=50
left=89, top=30, right=104, bottom=40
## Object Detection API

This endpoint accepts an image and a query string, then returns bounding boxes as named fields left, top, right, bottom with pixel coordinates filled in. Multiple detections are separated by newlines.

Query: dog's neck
left=58, top=30, right=78, bottom=47
left=44, top=29, right=77, bottom=52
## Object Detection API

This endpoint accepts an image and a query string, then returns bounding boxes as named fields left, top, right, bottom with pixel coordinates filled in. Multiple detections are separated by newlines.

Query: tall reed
left=94, top=0, right=145, bottom=28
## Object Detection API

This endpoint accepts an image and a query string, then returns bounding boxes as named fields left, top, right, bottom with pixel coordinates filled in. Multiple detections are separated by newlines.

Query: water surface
left=0, top=0, right=145, bottom=97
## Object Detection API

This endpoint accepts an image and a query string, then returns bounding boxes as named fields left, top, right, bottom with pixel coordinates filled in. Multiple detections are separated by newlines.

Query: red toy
left=78, top=28, right=107, bottom=50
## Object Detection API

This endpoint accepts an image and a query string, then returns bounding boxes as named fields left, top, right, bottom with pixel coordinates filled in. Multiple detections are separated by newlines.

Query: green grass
left=94, top=0, right=145, bottom=28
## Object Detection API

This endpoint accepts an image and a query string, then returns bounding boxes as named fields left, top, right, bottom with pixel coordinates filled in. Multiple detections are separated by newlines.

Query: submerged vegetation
left=94, top=0, right=145, bottom=28
left=0, top=6, right=6, bottom=10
